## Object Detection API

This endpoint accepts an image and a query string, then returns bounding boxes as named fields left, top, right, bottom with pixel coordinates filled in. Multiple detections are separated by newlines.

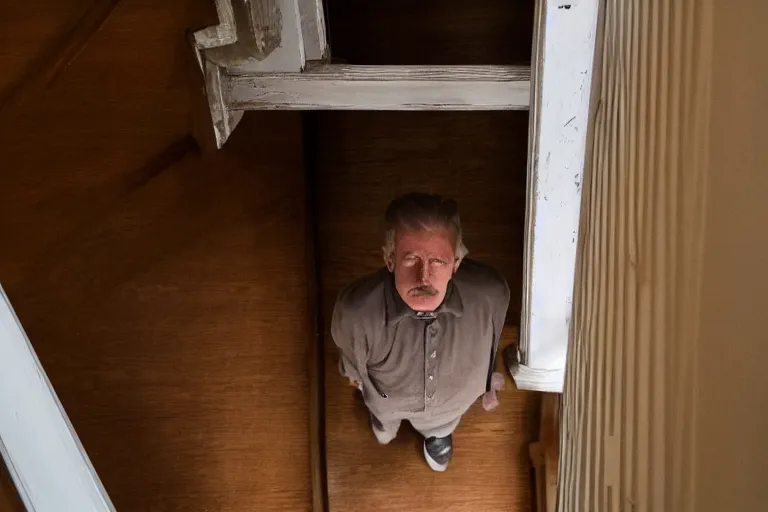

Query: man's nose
left=418, top=261, right=430, bottom=283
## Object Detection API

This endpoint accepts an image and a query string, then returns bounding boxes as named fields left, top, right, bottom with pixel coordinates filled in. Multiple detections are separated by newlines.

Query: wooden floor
left=0, top=458, right=24, bottom=512
left=0, top=5, right=315, bottom=509
left=313, top=112, right=540, bottom=512
left=1, top=2, right=540, bottom=511
left=1, top=108, right=315, bottom=511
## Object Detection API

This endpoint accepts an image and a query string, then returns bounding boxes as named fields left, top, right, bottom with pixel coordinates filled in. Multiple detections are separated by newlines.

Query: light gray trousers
left=371, top=413, right=461, bottom=443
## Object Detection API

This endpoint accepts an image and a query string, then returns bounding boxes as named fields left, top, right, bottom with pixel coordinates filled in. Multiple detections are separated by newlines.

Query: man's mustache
left=409, top=285, right=438, bottom=297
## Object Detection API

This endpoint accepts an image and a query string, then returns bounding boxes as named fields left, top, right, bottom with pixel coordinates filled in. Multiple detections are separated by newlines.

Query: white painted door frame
left=0, top=286, right=115, bottom=512
left=512, top=0, right=600, bottom=392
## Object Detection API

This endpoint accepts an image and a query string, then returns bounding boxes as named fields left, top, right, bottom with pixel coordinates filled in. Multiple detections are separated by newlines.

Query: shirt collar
left=384, top=274, right=464, bottom=325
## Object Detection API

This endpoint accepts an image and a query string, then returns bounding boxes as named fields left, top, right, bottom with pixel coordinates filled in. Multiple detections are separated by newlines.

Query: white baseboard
left=0, top=285, right=115, bottom=512
left=509, top=363, right=564, bottom=393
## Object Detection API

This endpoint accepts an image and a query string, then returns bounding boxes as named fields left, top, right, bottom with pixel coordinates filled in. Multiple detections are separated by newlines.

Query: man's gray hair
left=382, top=192, right=469, bottom=261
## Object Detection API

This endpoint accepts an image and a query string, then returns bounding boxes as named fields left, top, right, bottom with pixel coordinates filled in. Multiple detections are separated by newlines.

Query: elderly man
left=331, top=192, right=510, bottom=472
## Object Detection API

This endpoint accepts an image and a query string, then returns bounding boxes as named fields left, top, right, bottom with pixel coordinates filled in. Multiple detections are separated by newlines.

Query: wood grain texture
left=0, top=1, right=313, bottom=510
left=228, top=65, right=531, bottom=111
left=557, top=0, right=713, bottom=510
left=324, top=0, right=534, bottom=65
left=0, top=0, right=122, bottom=116
left=312, top=111, right=537, bottom=512
left=529, top=394, right=559, bottom=512
left=0, top=458, right=24, bottom=512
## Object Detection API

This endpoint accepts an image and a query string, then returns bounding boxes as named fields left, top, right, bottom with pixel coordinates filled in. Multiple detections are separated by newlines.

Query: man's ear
left=453, top=256, right=463, bottom=273
left=383, top=248, right=395, bottom=272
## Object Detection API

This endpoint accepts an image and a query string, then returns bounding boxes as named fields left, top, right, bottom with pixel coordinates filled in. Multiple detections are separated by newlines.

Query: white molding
left=193, top=0, right=237, bottom=51
left=204, top=59, right=244, bottom=149
left=298, top=0, right=328, bottom=61
left=194, top=0, right=305, bottom=73
left=0, top=286, right=115, bottom=512
left=516, top=0, right=600, bottom=393
left=228, top=64, right=531, bottom=111
left=509, top=364, right=565, bottom=393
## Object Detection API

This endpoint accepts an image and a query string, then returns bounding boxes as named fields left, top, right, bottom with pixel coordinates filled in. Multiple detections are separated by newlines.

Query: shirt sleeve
left=330, top=296, right=364, bottom=384
left=486, top=278, right=511, bottom=391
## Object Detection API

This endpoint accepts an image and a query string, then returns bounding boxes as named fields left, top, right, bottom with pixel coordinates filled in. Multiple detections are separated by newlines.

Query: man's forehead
left=396, top=232, right=456, bottom=255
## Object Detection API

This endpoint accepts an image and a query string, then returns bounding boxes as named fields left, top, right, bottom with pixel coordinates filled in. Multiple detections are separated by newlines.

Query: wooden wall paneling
left=557, top=0, right=713, bottom=510
left=227, top=64, right=531, bottom=111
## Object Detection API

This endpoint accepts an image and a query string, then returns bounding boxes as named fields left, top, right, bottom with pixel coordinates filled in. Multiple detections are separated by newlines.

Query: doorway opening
left=305, top=110, right=540, bottom=511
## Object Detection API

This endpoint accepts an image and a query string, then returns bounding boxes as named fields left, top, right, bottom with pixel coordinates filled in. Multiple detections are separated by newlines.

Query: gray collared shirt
left=331, top=259, right=510, bottom=424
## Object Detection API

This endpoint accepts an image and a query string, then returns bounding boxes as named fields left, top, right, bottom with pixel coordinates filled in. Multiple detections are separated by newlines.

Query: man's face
left=386, top=226, right=458, bottom=312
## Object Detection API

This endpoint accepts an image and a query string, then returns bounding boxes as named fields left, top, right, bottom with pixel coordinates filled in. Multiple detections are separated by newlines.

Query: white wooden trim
left=0, top=286, right=115, bottom=512
left=298, top=0, right=328, bottom=61
left=193, top=0, right=237, bottom=50
left=194, top=0, right=305, bottom=73
left=515, top=0, right=600, bottom=392
left=204, top=59, right=244, bottom=149
left=227, top=64, right=531, bottom=111
left=227, top=0, right=305, bottom=73
left=508, top=364, right=564, bottom=393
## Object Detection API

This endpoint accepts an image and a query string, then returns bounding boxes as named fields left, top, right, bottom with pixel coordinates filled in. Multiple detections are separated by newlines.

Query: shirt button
left=430, top=350, right=437, bottom=358
left=428, top=375, right=434, bottom=380
left=427, top=393, right=434, bottom=400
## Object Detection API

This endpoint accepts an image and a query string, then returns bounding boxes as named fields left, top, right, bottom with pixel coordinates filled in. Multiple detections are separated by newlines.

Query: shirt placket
left=424, top=319, right=439, bottom=411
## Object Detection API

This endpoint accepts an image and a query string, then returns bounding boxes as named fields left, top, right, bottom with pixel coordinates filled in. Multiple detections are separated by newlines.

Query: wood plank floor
left=1, top=1, right=318, bottom=509
left=1, top=112, right=315, bottom=511
left=0, top=458, right=24, bottom=512
left=313, top=111, right=540, bottom=512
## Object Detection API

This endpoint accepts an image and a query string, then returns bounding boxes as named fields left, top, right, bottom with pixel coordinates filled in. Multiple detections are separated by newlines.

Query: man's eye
left=430, top=259, right=446, bottom=266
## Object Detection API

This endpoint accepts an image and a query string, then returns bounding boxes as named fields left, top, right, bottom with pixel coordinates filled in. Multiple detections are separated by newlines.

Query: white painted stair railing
left=0, top=286, right=115, bottom=512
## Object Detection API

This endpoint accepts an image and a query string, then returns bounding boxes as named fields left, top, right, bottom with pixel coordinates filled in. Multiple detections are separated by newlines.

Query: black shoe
left=423, top=434, right=452, bottom=472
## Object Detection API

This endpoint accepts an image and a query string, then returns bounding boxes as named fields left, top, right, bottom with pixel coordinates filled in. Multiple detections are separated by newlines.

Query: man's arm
left=486, top=278, right=511, bottom=392
left=330, top=296, right=364, bottom=388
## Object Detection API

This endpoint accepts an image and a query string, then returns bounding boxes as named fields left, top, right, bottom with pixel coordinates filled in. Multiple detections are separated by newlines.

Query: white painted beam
left=0, top=286, right=115, bottom=512
left=194, top=0, right=305, bottom=73
left=204, top=58, right=244, bottom=149
left=193, top=0, right=237, bottom=51
left=512, top=0, right=600, bottom=392
left=298, top=0, right=328, bottom=61
left=228, top=64, right=531, bottom=110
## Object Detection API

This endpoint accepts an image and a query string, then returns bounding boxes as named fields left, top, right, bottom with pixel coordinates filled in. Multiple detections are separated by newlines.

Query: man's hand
left=349, top=379, right=361, bottom=388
